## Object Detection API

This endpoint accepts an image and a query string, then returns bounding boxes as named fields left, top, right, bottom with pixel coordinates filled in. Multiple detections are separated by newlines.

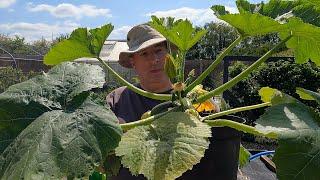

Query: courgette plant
left=1, top=0, right=320, bottom=179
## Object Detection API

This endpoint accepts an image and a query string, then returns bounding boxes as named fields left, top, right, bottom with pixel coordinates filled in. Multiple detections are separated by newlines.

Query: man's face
left=130, top=42, right=170, bottom=86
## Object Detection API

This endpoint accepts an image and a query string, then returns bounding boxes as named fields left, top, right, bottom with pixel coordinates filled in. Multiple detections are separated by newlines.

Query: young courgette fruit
left=150, top=101, right=175, bottom=116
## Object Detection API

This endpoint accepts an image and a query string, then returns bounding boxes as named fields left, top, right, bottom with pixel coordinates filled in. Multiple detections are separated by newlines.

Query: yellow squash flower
left=193, top=99, right=216, bottom=112
left=189, top=85, right=218, bottom=113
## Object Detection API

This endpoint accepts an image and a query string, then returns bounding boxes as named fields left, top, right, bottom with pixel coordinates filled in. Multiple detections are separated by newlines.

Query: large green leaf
left=263, top=0, right=298, bottom=18
left=149, top=16, right=207, bottom=52
left=259, top=87, right=277, bottom=103
left=89, top=171, right=107, bottom=180
left=257, top=88, right=320, bottom=179
left=296, top=87, right=320, bottom=104
left=236, top=0, right=300, bottom=19
left=256, top=102, right=320, bottom=134
left=115, top=112, right=211, bottom=180
left=0, top=62, right=106, bottom=153
left=44, top=28, right=93, bottom=65
left=236, top=0, right=264, bottom=14
left=239, top=144, right=251, bottom=168
left=211, top=5, right=230, bottom=16
left=0, top=98, right=122, bottom=179
left=89, top=24, right=114, bottom=56
left=44, top=24, right=113, bottom=65
left=212, top=3, right=320, bottom=66
left=279, top=17, right=320, bottom=66
left=236, top=0, right=320, bottom=27
left=290, top=1, right=320, bottom=27
left=211, top=6, right=284, bottom=37
left=273, top=129, right=320, bottom=180
left=259, top=87, right=297, bottom=105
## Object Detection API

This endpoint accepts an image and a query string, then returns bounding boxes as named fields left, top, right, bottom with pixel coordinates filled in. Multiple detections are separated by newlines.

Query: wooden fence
left=0, top=55, right=294, bottom=89
left=0, top=55, right=49, bottom=72
left=0, top=55, right=221, bottom=82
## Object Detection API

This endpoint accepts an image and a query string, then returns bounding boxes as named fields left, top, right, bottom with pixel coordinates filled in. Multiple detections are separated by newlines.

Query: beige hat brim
left=119, top=37, right=166, bottom=68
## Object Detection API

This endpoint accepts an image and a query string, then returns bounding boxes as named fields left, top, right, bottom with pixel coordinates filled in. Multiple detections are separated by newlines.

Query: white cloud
left=109, top=26, right=132, bottom=40
left=0, top=21, right=80, bottom=42
left=27, top=3, right=112, bottom=19
left=0, top=0, right=16, bottom=8
left=146, top=6, right=238, bottom=26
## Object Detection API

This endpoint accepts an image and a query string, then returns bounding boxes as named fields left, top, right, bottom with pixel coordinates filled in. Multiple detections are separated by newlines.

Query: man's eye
left=155, top=48, right=165, bottom=54
left=140, top=52, right=148, bottom=56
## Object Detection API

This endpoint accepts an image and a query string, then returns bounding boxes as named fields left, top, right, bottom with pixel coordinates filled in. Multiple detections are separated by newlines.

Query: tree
left=186, top=22, right=238, bottom=60
left=31, top=37, right=51, bottom=55
left=0, top=35, right=28, bottom=54
left=186, top=22, right=291, bottom=60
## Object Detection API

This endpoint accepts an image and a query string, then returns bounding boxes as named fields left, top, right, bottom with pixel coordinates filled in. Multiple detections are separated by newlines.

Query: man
left=106, top=24, right=172, bottom=124
left=107, top=24, right=237, bottom=180
left=106, top=23, right=173, bottom=180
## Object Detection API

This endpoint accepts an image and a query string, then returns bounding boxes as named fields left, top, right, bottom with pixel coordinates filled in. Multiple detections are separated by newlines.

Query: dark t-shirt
left=106, top=85, right=166, bottom=123
left=106, top=85, right=167, bottom=180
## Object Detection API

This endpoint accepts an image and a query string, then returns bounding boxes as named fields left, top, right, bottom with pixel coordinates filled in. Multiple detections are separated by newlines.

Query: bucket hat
left=119, top=24, right=167, bottom=68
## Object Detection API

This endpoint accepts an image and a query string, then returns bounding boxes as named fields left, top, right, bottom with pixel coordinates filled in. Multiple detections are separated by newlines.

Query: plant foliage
left=0, top=98, right=122, bottom=179
left=273, top=129, right=320, bottom=180
left=0, top=62, right=123, bottom=178
left=44, top=24, right=113, bottom=65
left=0, top=67, right=40, bottom=93
left=115, top=112, right=211, bottom=180
left=149, top=16, right=207, bottom=52
left=226, top=60, right=320, bottom=123
left=2, top=0, right=320, bottom=180
left=256, top=87, right=320, bottom=180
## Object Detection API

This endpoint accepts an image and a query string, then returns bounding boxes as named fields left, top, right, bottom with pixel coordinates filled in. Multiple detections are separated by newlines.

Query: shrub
left=0, top=67, right=40, bottom=93
left=226, top=59, right=320, bottom=124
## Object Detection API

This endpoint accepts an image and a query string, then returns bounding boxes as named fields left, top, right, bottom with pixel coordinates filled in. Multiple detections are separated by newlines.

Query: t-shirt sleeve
left=106, top=90, right=126, bottom=124
left=105, top=86, right=162, bottom=123
left=106, top=90, right=116, bottom=112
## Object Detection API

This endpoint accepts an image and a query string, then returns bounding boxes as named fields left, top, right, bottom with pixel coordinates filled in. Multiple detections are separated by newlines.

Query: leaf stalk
left=120, top=107, right=179, bottom=131
left=195, top=34, right=293, bottom=103
left=204, top=119, right=278, bottom=139
left=185, top=36, right=243, bottom=93
left=201, top=102, right=271, bottom=121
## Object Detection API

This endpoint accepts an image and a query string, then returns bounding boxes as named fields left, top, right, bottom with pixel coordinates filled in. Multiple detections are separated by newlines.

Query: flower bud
left=172, top=82, right=185, bottom=92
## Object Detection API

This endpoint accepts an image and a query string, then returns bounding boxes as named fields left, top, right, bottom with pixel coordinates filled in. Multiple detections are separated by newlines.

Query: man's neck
left=139, top=81, right=172, bottom=93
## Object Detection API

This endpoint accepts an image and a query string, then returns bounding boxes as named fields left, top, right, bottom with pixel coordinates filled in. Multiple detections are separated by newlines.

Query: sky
left=0, top=0, right=261, bottom=42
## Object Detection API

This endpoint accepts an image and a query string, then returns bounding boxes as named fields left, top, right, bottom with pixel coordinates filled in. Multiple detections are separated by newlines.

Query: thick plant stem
left=195, top=34, right=293, bottom=103
left=185, top=36, right=243, bottom=93
left=120, top=107, right=179, bottom=131
left=204, top=119, right=278, bottom=139
left=180, top=51, right=187, bottom=82
left=97, top=57, right=171, bottom=101
left=201, top=102, right=271, bottom=121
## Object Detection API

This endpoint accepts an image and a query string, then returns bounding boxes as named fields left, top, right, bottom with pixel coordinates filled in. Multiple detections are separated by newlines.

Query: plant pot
left=177, top=115, right=245, bottom=180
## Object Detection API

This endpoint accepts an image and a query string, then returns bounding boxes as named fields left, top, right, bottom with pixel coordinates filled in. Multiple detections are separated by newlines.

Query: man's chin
left=147, top=77, right=168, bottom=85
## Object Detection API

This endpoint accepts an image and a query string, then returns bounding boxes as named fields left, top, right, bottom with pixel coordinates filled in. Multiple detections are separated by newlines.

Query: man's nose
left=151, top=53, right=161, bottom=63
